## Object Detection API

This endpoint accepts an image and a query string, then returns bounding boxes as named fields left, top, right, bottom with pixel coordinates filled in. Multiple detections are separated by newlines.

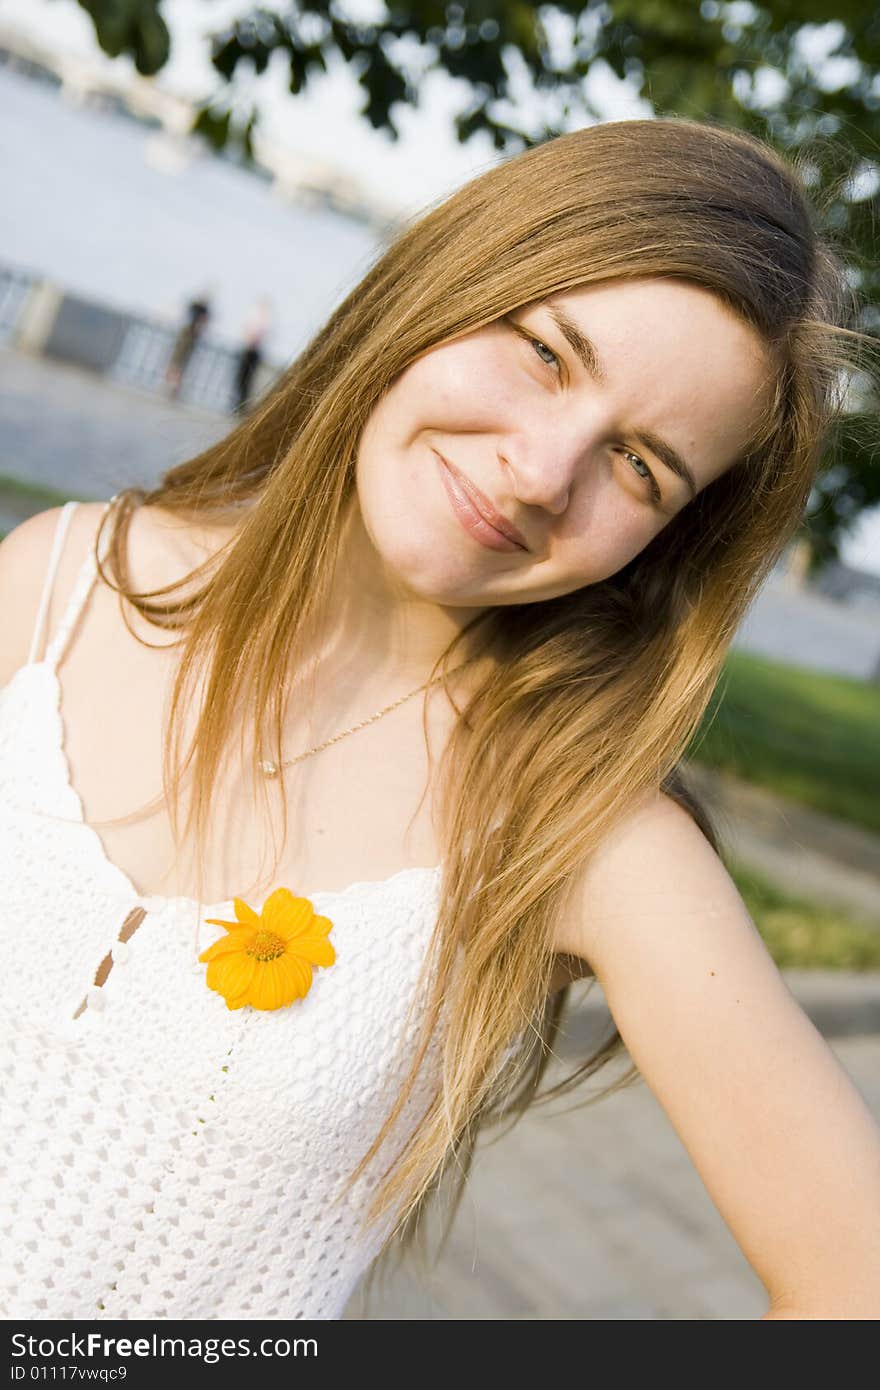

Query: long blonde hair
left=94, top=118, right=866, bottom=1280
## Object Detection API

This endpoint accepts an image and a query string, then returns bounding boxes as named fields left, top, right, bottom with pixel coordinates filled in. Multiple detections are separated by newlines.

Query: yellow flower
left=200, top=888, right=335, bottom=1011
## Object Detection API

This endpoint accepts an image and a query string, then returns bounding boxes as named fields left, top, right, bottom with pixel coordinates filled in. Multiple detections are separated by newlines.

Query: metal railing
left=0, top=264, right=36, bottom=346
left=108, top=316, right=249, bottom=414
left=1, top=261, right=281, bottom=414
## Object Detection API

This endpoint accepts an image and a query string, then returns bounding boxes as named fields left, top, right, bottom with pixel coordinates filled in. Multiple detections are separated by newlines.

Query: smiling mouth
left=434, top=452, right=530, bottom=553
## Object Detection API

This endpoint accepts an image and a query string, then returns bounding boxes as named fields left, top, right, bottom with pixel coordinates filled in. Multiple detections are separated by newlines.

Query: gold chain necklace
left=258, top=660, right=472, bottom=778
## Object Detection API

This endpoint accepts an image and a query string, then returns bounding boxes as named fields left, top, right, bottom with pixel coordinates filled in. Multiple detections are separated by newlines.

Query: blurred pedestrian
left=165, top=291, right=213, bottom=400
left=232, top=297, right=272, bottom=414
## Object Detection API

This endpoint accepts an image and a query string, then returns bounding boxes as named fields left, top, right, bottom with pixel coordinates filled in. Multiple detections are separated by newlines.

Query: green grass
left=729, top=856, right=880, bottom=970
left=690, top=649, right=880, bottom=835
left=0, top=472, right=81, bottom=508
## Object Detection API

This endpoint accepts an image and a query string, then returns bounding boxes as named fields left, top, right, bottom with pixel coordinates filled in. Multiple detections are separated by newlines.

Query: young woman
left=1, top=117, right=878, bottom=1322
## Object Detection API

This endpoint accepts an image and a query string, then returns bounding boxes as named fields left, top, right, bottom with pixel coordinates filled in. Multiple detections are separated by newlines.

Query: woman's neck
left=296, top=496, right=486, bottom=692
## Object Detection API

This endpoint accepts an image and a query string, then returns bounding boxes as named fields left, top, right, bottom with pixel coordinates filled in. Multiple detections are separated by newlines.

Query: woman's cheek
left=551, top=503, right=659, bottom=589
left=413, top=339, right=519, bottom=425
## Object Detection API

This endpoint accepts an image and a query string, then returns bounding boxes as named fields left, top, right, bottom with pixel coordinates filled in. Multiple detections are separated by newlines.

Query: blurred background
left=2, top=0, right=878, bottom=1320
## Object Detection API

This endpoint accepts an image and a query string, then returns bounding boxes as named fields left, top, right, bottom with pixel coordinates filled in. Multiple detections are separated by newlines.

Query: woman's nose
left=500, top=435, right=584, bottom=515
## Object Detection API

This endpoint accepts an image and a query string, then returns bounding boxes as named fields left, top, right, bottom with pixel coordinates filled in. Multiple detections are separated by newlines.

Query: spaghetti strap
left=26, top=501, right=79, bottom=666
left=41, top=498, right=116, bottom=673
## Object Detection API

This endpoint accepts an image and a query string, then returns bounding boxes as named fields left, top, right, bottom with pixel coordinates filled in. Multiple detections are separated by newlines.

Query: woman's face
left=355, top=276, right=772, bottom=607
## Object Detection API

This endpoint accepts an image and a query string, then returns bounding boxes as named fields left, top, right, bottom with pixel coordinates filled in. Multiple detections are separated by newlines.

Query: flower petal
left=307, top=913, right=334, bottom=939
left=199, top=928, right=255, bottom=962
left=233, top=898, right=261, bottom=928
left=262, top=888, right=316, bottom=939
left=203, top=917, right=240, bottom=935
left=224, top=993, right=250, bottom=1011
left=206, top=951, right=257, bottom=1000
left=248, top=958, right=296, bottom=1011
left=284, top=953, right=315, bottom=1000
left=289, top=937, right=336, bottom=968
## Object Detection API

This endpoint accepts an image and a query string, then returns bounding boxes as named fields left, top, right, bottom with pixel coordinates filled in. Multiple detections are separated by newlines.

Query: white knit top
left=0, top=501, right=451, bottom=1321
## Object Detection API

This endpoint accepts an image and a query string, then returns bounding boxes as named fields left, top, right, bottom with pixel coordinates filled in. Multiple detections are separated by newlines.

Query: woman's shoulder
left=553, top=787, right=729, bottom=974
left=0, top=502, right=104, bottom=684
left=0, top=499, right=238, bottom=685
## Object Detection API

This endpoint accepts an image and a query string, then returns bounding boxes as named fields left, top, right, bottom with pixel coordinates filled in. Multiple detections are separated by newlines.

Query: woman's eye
left=506, top=318, right=562, bottom=376
left=528, top=336, right=561, bottom=372
left=622, top=450, right=661, bottom=502
left=505, top=319, right=663, bottom=506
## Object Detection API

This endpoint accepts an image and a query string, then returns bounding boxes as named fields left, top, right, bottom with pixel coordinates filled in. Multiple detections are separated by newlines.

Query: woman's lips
left=434, top=452, right=528, bottom=553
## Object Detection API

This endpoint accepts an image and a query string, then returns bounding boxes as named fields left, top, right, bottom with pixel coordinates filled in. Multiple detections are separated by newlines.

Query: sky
left=2, top=0, right=878, bottom=574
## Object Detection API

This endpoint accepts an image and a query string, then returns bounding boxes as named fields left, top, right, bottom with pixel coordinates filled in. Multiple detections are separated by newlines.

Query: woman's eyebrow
left=541, top=299, right=699, bottom=500
left=632, top=429, right=699, bottom=500
left=543, top=302, right=606, bottom=383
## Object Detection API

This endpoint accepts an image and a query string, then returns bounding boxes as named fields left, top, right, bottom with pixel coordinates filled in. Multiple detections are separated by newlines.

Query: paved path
left=687, top=765, right=880, bottom=926
left=0, top=347, right=228, bottom=523
left=734, top=576, right=880, bottom=684
left=343, top=1031, right=880, bottom=1319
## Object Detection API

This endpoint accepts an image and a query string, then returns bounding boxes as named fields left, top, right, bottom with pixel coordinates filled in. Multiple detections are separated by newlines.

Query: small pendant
left=259, top=759, right=280, bottom=778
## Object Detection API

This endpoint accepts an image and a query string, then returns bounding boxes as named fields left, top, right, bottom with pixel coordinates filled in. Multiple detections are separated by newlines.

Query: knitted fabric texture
left=0, top=503, right=451, bottom=1320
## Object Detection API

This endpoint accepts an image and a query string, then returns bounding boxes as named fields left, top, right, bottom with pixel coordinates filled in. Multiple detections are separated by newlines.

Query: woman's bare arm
left=555, top=790, right=880, bottom=1319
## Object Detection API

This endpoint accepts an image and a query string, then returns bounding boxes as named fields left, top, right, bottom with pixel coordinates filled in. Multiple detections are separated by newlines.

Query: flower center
left=248, top=929, right=287, bottom=962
